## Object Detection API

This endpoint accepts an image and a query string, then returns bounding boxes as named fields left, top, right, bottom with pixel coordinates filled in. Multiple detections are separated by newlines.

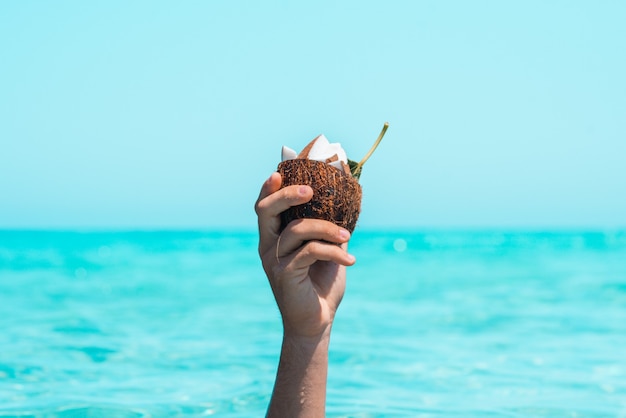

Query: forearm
left=266, top=328, right=331, bottom=418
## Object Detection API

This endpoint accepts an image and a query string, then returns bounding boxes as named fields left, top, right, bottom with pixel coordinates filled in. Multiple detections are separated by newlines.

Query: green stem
left=354, top=122, right=389, bottom=175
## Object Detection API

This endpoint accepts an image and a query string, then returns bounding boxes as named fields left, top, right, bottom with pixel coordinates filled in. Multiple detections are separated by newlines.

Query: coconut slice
left=281, top=146, right=297, bottom=161
left=297, top=135, right=319, bottom=159
left=307, top=135, right=348, bottom=164
left=328, top=160, right=344, bottom=170
left=288, top=134, right=349, bottom=174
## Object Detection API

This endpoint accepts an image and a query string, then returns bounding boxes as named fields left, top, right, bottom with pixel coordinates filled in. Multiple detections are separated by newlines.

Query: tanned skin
left=255, top=172, right=356, bottom=418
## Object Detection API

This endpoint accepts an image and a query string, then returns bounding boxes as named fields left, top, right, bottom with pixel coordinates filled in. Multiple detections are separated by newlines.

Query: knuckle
left=285, top=218, right=306, bottom=234
left=254, top=199, right=267, bottom=215
left=297, top=242, right=312, bottom=259
left=302, top=240, right=321, bottom=256
left=284, top=187, right=302, bottom=203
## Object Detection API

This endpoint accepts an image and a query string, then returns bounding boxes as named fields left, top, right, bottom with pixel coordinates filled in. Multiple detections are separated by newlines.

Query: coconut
left=277, top=123, right=388, bottom=233
left=278, top=158, right=362, bottom=232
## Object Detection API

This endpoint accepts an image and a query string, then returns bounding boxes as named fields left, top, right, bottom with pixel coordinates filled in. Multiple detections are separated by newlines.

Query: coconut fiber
left=277, top=159, right=362, bottom=233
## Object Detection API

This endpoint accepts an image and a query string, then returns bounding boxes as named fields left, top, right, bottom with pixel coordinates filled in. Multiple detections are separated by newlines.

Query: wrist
left=283, top=323, right=332, bottom=347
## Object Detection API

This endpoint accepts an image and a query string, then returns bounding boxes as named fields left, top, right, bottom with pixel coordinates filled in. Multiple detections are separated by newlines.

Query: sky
left=1, top=1, right=625, bottom=230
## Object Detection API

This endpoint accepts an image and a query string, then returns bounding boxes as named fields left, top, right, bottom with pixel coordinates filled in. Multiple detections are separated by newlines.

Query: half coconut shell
left=277, top=159, right=362, bottom=233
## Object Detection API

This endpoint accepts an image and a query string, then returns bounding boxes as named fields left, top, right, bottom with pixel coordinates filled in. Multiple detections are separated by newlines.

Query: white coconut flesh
left=281, top=135, right=347, bottom=171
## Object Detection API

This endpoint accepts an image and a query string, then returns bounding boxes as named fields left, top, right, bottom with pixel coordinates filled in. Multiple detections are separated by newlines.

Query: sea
left=1, top=230, right=625, bottom=417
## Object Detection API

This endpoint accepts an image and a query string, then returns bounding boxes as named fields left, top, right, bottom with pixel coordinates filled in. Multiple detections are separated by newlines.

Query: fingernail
left=339, top=228, right=350, bottom=240
left=346, top=254, right=356, bottom=263
left=298, top=186, right=309, bottom=196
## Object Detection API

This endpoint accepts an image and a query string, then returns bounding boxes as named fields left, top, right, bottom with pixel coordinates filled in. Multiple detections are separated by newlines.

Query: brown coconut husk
left=277, top=159, right=362, bottom=233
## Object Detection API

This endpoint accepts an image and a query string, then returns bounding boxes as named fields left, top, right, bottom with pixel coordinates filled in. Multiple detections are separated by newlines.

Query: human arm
left=255, top=172, right=356, bottom=418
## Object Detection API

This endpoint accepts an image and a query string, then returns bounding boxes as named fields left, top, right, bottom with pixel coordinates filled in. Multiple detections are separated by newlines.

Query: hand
left=255, top=172, right=356, bottom=339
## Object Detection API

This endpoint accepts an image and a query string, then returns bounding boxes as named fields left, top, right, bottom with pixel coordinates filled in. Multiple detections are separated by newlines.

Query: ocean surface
left=1, top=230, right=625, bottom=417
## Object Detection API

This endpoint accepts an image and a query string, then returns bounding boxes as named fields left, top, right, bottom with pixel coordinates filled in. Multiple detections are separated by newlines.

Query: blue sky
left=1, top=1, right=624, bottom=229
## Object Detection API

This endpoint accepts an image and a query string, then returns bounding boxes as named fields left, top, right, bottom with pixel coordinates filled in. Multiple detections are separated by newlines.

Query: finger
left=256, top=183, right=313, bottom=243
left=254, top=173, right=285, bottom=249
left=256, top=172, right=282, bottom=204
left=277, top=219, right=350, bottom=257
left=256, top=183, right=313, bottom=220
left=287, top=240, right=356, bottom=271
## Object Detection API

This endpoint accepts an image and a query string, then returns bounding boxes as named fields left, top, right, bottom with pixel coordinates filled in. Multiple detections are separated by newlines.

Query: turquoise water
left=1, top=230, right=626, bottom=417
